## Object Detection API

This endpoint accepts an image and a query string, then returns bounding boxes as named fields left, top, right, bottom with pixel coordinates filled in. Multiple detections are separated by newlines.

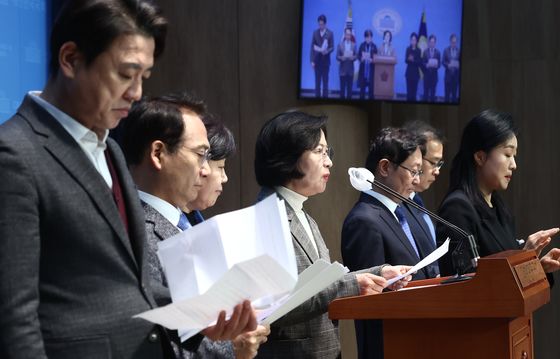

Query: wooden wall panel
left=142, top=0, right=560, bottom=357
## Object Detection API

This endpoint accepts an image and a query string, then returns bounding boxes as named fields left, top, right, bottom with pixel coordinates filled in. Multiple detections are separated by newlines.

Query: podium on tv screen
left=373, top=55, right=397, bottom=100
left=329, top=250, right=549, bottom=359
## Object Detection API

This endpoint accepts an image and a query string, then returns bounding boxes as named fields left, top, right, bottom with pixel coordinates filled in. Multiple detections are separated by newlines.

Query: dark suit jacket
left=405, top=46, right=422, bottom=80
left=357, top=41, right=377, bottom=86
left=341, top=192, right=433, bottom=359
left=442, top=46, right=461, bottom=77
left=256, top=188, right=384, bottom=359
left=0, top=95, right=170, bottom=358
left=422, top=48, right=441, bottom=79
left=310, top=28, right=334, bottom=65
left=336, top=41, right=356, bottom=76
left=436, top=189, right=519, bottom=276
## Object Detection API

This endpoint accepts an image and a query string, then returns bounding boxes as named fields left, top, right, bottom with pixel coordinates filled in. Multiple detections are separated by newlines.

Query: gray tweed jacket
left=256, top=188, right=384, bottom=359
left=141, top=201, right=235, bottom=358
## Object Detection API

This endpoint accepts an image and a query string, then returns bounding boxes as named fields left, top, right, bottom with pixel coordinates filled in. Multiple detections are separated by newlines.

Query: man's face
left=450, top=37, right=457, bottom=48
left=160, top=112, right=210, bottom=208
left=415, top=140, right=444, bottom=192
left=382, top=148, right=422, bottom=200
left=318, top=20, right=326, bottom=31
left=69, top=34, right=154, bottom=135
left=429, top=38, right=436, bottom=49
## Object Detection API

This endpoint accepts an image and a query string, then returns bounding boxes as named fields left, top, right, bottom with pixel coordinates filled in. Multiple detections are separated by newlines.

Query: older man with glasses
left=341, top=127, right=440, bottom=359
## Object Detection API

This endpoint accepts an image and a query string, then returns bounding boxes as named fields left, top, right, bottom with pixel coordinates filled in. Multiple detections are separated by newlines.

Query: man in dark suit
left=404, top=120, right=446, bottom=277
left=422, top=34, right=441, bottom=102
left=310, top=14, right=334, bottom=98
left=0, top=2, right=251, bottom=358
left=442, top=34, right=461, bottom=103
left=120, top=93, right=263, bottom=358
left=341, top=127, right=439, bottom=359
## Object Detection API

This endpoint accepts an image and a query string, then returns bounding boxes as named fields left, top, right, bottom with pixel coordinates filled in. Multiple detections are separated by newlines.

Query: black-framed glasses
left=392, top=162, right=423, bottom=178
left=313, top=146, right=334, bottom=161
left=423, top=158, right=444, bottom=170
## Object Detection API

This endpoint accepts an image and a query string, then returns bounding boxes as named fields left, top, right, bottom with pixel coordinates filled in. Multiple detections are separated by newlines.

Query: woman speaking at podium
left=436, top=109, right=560, bottom=277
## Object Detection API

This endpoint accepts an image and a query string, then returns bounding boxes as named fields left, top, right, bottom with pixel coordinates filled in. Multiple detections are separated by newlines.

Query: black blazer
left=436, top=189, right=519, bottom=276
left=342, top=193, right=431, bottom=279
left=404, top=46, right=422, bottom=80
left=342, top=193, right=437, bottom=359
left=0, top=96, right=171, bottom=358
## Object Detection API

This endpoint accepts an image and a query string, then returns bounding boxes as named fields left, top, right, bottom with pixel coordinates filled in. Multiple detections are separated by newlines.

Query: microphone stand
left=367, top=178, right=480, bottom=283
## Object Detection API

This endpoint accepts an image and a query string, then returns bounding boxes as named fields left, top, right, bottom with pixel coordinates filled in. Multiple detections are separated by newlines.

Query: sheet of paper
left=134, top=254, right=295, bottom=330
left=156, top=194, right=297, bottom=304
left=259, top=261, right=349, bottom=325
left=387, top=238, right=450, bottom=286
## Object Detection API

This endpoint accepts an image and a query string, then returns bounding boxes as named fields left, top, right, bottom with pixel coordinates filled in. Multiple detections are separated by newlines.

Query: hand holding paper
left=386, top=238, right=450, bottom=286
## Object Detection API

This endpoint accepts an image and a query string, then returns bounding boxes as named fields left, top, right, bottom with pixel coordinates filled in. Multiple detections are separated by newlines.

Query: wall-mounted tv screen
left=299, top=0, right=464, bottom=104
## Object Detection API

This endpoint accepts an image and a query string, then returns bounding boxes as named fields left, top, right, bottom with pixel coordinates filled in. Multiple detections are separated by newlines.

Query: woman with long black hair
left=437, top=109, right=560, bottom=277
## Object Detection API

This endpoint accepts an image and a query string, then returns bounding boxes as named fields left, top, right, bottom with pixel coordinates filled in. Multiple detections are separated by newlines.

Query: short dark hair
left=403, top=120, right=445, bottom=156
left=204, top=119, right=236, bottom=161
left=364, top=29, right=373, bottom=38
left=365, top=127, right=420, bottom=173
left=410, top=32, right=418, bottom=41
left=383, top=30, right=392, bottom=42
left=429, top=34, right=437, bottom=42
left=255, top=111, right=328, bottom=187
left=318, top=14, right=327, bottom=23
left=120, top=92, right=207, bottom=166
left=448, top=109, right=517, bottom=206
left=49, top=0, right=167, bottom=75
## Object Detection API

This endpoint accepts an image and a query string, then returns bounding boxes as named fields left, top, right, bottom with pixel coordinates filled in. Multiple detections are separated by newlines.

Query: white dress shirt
left=138, top=190, right=184, bottom=230
left=367, top=189, right=399, bottom=222
left=29, top=91, right=112, bottom=188
left=276, top=186, right=319, bottom=256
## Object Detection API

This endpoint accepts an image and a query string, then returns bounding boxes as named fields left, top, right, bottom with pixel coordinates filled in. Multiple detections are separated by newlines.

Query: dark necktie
left=177, top=212, right=191, bottom=231
left=394, top=205, right=420, bottom=257
left=104, top=150, right=128, bottom=233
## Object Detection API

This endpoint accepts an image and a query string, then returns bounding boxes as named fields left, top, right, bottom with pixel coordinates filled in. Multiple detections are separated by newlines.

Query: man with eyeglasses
left=341, top=127, right=437, bottom=359
left=119, top=93, right=258, bottom=357
left=404, top=120, right=445, bottom=243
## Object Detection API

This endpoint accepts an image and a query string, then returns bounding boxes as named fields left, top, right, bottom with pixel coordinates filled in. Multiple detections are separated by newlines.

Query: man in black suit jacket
left=442, top=34, right=461, bottom=103
left=341, top=127, right=438, bottom=359
left=310, top=14, right=334, bottom=98
left=422, top=34, right=441, bottom=102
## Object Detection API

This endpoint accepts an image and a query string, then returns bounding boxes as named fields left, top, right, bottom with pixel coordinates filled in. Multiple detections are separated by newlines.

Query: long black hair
left=448, top=109, right=517, bottom=206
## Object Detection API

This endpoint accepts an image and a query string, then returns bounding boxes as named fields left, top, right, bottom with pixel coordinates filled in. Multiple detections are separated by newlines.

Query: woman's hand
left=524, top=228, right=559, bottom=256
left=232, top=324, right=271, bottom=359
left=540, top=248, right=560, bottom=273
left=356, top=273, right=387, bottom=295
left=381, top=265, right=413, bottom=291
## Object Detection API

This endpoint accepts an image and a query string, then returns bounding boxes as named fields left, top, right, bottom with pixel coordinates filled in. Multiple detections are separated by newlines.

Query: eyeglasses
left=423, top=158, right=445, bottom=170
left=393, top=162, right=423, bottom=178
left=185, top=147, right=211, bottom=166
left=312, top=146, right=334, bottom=161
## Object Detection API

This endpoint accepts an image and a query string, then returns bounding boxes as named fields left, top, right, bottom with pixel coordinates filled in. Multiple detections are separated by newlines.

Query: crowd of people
left=1, top=1, right=559, bottom=359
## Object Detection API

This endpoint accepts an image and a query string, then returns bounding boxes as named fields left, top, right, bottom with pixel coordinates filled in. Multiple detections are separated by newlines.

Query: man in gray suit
left=120, top=93, right=265, bottom=358
left=0, top=1, right=251, bottom=358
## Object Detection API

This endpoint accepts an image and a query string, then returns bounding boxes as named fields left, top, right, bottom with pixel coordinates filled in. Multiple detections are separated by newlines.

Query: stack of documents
left=134, top=194, right=349, bottom=337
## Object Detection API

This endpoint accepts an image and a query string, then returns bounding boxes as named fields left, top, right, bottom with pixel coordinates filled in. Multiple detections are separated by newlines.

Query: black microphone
left=348, top=167, right=480, bottom=282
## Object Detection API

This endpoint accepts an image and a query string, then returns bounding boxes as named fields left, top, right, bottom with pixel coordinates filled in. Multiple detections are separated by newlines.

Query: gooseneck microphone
left=348, top=167, right=480, bottom=281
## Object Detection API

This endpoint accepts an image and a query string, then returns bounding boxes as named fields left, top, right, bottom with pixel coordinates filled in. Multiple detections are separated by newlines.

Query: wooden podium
left=329, top=250, right=549, bottom=359
left=373, top=55, right=397, bottom=100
